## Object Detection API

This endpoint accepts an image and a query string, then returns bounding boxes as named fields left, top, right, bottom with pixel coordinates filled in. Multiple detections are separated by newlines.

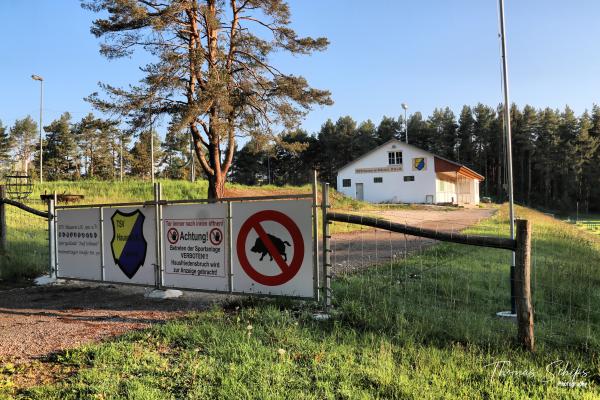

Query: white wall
left=336, top=141, right=437, bottom=203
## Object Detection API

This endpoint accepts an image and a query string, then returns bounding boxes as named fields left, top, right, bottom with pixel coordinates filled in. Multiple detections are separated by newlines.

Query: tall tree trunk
left=208, top=172, right=225, bottom=200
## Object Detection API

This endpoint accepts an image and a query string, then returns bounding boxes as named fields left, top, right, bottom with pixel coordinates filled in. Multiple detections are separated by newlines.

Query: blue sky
left=1, top=1, right=599, bottom=138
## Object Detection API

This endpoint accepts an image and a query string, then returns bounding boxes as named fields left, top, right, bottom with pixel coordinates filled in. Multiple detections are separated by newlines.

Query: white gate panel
left=56, top=208, right=102, bottom=280
left=232, top=200, right=314, bottom=298
left=162, top=204, right=229, bottom=291
left=102, top=206, right=157, bottom=285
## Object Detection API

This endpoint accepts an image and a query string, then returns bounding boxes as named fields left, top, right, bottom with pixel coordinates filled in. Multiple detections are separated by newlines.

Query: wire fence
left=1, top=195, right=599, bottom=352
left=328, top=209, right=600, bottom=352
left=0, top=198, right=48, bottom=280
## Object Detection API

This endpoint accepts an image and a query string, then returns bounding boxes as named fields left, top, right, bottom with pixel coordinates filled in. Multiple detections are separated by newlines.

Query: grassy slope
left=2, top=204, right=600, bottom=398
left=0, top=179, right=424, bottom=280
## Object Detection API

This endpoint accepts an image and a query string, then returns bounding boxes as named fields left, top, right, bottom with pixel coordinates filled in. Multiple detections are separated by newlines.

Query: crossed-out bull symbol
left=251, top=234, right=291, bottom=261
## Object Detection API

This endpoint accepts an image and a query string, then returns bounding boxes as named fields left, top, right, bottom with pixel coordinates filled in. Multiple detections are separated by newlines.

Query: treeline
left=231, top=104, right=600, bottom=213
left=0, top=112, right=198, bottom=181
left=2, top=103, right=599, bottom=212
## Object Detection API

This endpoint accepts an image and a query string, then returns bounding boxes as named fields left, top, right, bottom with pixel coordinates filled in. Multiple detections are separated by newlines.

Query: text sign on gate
left=56, top=208, right=102, bottom=280
left=232, top=200, right=314, bottom=298
left=162, top=204, right=229, bottom=291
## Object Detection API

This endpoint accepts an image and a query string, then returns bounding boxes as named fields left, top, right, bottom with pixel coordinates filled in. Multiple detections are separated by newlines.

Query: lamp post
left=31, top=74, right=43, bottom=183
left=401, top=103, right=408, bottom=143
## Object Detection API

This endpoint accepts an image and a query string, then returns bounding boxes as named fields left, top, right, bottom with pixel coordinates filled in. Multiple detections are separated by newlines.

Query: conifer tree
left=0, top=120, right=12, bottom=174
left=83, top=0, right=332, bottom=199
left=9, top=116, right=37, bottom=174
left=43, top=112, right=79, bottom=180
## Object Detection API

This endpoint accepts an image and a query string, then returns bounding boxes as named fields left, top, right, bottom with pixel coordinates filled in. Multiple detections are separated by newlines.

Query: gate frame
left=52, top=182, right=322, bottom=301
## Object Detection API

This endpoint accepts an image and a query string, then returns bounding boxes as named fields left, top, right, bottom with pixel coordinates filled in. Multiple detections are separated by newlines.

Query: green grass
left=2, top=204, right=600, bottom=398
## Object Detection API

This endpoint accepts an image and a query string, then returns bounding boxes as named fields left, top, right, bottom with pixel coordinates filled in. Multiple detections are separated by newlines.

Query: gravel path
left=330, top=207, right=496, bottom=275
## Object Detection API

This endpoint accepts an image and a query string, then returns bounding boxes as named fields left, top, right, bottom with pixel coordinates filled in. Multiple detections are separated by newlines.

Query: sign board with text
left=56, top=208, right=102, bottom=280
left=162, top=204, right=228, bottom=291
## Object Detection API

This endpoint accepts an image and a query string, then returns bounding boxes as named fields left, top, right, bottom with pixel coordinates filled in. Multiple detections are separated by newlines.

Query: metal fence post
left=227, top=201, right=233, bottom=293
left=321, top=182, right=331, bottom=311
left=312, top=170, right=320, bottom=302
left=0, top=185, right=6, bottom=255
left=515, top=219, right=534, bottom=351
left=47, top=195, right=56, bottom=278
left=154, top=183, right=162, bottom=289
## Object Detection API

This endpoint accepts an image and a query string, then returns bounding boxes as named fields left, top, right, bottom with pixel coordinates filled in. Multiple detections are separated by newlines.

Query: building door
left=356, top=183, right=364, bottom=201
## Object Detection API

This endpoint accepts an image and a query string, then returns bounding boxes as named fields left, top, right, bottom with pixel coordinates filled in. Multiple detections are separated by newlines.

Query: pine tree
left=9, top=116, right=37, bottom=174
left=376, top=116, right=402, bottom=144
left=457, top=106, right=475, bottom=167
left=43, top=112, right=78, bottom=180
left=130, top=130, right=163, bottom=179
left=533, top=108, right=561, bottom=207
left=161, top=129, right=192, bottom=180
left=83, top=0, right=332, bottom=199
left=0, top=120, right=12, bottom=174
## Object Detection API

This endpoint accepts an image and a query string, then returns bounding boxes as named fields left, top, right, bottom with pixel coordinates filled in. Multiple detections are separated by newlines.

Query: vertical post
left=39, top=79, right=44, bottom=183
left=227, top=201, right=233, bottom=293
left=99, top=207, right=105, bottom=281
left=499, top=0, right=517, bottom=313
left=515, top=219, right=534, bottom=351
left=153, top=183, right=162, bottom=289
left=120, top=134, right=124, bottom=183
left=312, top=170, right=320, bottom=301
left=150, top=126, right=155, bottom=185
left=321, top=182, right=331, bottom=311
left=47, top=195, right=56, bottom=277
left=0, top=185, right=6, bottom=255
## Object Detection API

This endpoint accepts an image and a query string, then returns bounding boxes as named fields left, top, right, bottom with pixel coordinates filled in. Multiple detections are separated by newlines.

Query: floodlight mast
left=401, top=103, right=408, bottom=143
left=31, top=74, right=44, bottom=183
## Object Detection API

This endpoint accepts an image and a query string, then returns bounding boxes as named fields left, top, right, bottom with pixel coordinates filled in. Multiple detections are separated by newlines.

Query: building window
left=404, top=176, right=415, bottom=182
left=388, top=151, right=403, bottom=165
left=342, top=179, right=351, bottom=187
left=374, top=177, right=383, bottom=183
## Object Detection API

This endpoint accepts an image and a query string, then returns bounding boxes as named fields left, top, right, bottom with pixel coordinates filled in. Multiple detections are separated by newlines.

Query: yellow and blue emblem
left=110, top=210, right=147, bottom=279
left=413, top=157, right=426, bottom=171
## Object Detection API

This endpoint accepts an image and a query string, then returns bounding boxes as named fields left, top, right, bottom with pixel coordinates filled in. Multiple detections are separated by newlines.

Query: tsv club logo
left=110, top=210, right=147, bottom=279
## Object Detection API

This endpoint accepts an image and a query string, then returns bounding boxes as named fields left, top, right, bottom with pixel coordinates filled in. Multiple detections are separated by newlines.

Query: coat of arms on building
left=413, top=157, right=426, bottom=171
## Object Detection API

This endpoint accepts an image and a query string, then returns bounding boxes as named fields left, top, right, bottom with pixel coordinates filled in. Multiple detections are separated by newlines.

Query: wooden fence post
left=0, top=185, right=6, bottom=255
left=515, top=219, right=534, bottom=351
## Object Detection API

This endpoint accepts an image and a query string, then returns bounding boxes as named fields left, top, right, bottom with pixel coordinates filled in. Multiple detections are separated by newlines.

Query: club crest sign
left=110, top=210, right=147, bottom=279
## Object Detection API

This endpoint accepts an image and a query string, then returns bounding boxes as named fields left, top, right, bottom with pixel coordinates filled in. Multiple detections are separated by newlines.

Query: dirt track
left=0, top=206, right=495, bottom=363
left=330, top=207, right=496, bottom=275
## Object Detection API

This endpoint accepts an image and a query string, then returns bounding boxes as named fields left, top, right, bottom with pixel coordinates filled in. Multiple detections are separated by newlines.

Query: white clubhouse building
left=336, top=140, right=484, bottom=205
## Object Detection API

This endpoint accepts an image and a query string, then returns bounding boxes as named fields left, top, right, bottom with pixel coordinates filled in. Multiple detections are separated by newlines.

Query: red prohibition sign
left=237, top=210, right=304, bottom=286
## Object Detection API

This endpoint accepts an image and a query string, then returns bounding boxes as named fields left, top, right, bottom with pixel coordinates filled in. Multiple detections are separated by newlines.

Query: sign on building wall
left=162, top=204, right=229, bottom=291
left=413, top=157, right=427, bottom=171
left=56, top=208, right=102, bottom=280
left=103, top=206, right=157, bottom=285
left=232, top=200, right=313, bottom=298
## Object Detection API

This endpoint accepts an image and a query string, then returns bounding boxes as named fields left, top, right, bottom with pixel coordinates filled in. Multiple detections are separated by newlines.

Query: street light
left=401, top=103, right=408, bottom=144
left=31, top=74, right=44, bottom=183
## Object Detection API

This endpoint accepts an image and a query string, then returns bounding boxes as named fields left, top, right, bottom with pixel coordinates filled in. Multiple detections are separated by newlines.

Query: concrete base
left=312, top=312, right=331, bottom=321
left=144, top=289, right=183, bottom=299
left=496, top=311, right=517, bottom=320
left=34, top=275, right=63, bottom=286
